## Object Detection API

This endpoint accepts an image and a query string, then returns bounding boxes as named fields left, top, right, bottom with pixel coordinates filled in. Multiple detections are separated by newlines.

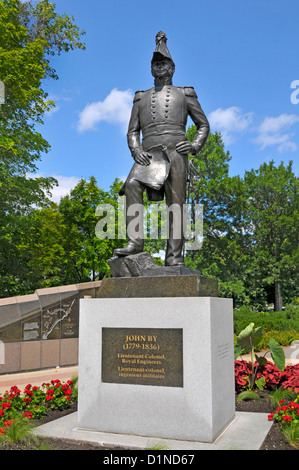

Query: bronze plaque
left=102, top=328, right=183, bottom=387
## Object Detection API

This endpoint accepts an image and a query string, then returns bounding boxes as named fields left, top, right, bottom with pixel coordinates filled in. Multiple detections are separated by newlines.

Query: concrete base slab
left=34, top=411, right=272, bottom=450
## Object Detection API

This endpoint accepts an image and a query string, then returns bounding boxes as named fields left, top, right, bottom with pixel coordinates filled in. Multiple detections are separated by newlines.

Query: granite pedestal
left=77, top=296, right=235, bottom=443
left=96, top=275, right=218, bottom=298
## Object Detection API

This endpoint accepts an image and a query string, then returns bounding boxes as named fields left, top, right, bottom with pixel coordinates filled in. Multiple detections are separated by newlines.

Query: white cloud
left=49, top=175, right=81, bottom=203
left=117, top=175, right=128, bottom=183
left=258, top=114, right=299, bottom=134
left=277, top=141, right=297, bottom=152
left=26, top=173, right=80, bottom=205
left=44, top=93, right=72, bottom=117
left=77, top=88, right=133, bottom=133
left=208, top=106, right=254, bottom=144
left=254, top=113, right=299, bottom=152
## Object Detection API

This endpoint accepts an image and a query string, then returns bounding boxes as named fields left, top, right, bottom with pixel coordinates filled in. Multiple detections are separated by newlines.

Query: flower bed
left=268, top=400, right=299, bottom=424
left=235, top=360, right=299, bottom=394
left=0, top=379, right=77, bottom=435
left=235, top=360, right=299, bottom=449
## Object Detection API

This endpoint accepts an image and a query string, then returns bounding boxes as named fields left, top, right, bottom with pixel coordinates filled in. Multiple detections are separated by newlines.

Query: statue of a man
left=114, top=32, right=210, bottom=266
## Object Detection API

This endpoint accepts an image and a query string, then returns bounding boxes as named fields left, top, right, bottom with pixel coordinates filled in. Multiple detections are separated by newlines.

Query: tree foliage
left=0, top=176, right=125, bottom=295
left=0, top=0, right=85, bottom=296
left=0, top=0, right=85, bottom=185
left=184, top=127, right=298, bottom=309
left=243, top=161, right=298, bottom=309
left=58, top=177, right=124, bottom=283
left=184, top=129, right=250, bottom=305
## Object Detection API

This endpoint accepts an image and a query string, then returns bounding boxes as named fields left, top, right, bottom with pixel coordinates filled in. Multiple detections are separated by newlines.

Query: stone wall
left=0, top=281, right=102, bottom=374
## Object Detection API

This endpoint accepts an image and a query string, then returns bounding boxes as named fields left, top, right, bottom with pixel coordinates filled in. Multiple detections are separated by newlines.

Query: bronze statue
left=114, top=32, right=209, bottom=266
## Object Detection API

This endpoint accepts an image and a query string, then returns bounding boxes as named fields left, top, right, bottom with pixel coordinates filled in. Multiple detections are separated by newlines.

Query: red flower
left=1, top=402, right=11, bottom=410
left=0, top=428, right=5, bottom=435
left=277, top=405, right=288, bottom=412
left=282, top=415, right=292, bottom=422
left=289, top=402, right=299, bottom=408
left=4, top=419, right=14, bottom=427
left=23, top=411, right=33, bottom=419
left=46, top=395, right=54, bottom=401
left=235, top=360, right=299, bottom=394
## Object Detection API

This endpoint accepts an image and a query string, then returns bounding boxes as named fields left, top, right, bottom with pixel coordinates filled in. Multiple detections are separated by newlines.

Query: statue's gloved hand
left=176, top=141, right=195, bottom=155
left=133, top=151, right=152, bottom=166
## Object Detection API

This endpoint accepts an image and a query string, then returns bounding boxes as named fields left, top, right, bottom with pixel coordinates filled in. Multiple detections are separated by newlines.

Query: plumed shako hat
left=151, top=31, right=175, bottom=66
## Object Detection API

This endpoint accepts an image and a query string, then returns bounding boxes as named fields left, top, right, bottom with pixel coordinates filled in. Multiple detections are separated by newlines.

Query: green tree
left=0, top=0, right=85, bottom=198
left=59, top=177, right=124, bottom=282
left=2, top=177, right=126, bottom=294
left=0, top=0, right=85, bottom=297
left=15, top=203, right=70, bottom=290
left=243, top=160, right=299, bottom=310
left=184, top=129, right=298, bottom=310
left=184, top=128, right=250, bottom=306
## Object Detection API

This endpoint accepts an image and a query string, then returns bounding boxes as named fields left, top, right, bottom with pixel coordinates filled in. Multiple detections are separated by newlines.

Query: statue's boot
left=113, top=239, right=144, bottom=257
left=165, top=238, right=184, bottom=266
left=165, top=258, right=184, bottom=266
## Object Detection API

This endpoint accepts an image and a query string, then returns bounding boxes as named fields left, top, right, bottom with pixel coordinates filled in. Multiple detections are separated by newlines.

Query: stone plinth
left=77, top=297, right=235, bottom=443
left=96, top=275, right=218, bottom=298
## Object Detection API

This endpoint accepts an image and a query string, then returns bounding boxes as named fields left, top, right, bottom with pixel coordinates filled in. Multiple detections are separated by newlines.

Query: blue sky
left=34, top=0, right=299, bottom=201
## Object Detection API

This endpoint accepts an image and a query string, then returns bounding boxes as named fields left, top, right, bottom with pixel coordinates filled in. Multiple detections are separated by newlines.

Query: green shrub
left=234, top=306, right=299, bottom=337
left=285, top=303, right=299, bottom=319
left=256, top=330, right=299, bottom=350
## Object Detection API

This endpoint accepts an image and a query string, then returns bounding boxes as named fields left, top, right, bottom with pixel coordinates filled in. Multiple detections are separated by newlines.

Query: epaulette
left=133, top=90, right=144, bottom=103
left=184, top=86, right=197, bottom=98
